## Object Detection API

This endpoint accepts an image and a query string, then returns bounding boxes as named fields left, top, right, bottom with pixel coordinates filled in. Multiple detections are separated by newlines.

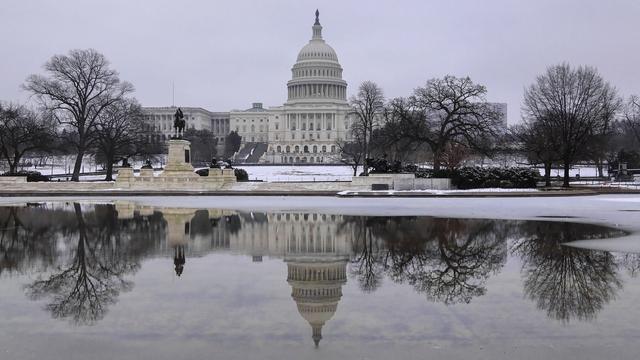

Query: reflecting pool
left=1, top=202, right=639, bottom=359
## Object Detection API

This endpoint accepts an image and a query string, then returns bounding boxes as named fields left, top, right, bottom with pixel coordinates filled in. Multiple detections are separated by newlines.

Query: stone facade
left=142, top=11, right=354, bottom=164
left=142, top=107, right=230, bottom=154
left=115, top=139, right=236, bottom=190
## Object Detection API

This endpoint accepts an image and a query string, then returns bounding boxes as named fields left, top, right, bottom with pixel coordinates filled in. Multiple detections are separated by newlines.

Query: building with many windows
left=142, top=10, right=506, bottom=164
left=142, top=107, right=230, bottom=154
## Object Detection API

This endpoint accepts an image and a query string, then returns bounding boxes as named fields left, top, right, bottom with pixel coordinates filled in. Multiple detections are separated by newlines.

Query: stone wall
left=351, top=174, right=452, bottom=190
left=115, top=167, right=236, bottom=190
left=0, top=176, right=27, bottom=183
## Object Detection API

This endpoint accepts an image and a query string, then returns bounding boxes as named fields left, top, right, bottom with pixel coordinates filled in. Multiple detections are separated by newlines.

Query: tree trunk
left=352, top=164, right=358, bottom=176
left=71, top=150, right=84, bottom=182
left=544, top=162, right=552, bottom=187
left=596, top=159, right=604, bottom=177
left=432, top=147, right=442, bottom=171
left=563, top=161, right=571, bottom=188
left=9, top=158, right=17, bottom=174
left=105, top=158, right=114, bottom=181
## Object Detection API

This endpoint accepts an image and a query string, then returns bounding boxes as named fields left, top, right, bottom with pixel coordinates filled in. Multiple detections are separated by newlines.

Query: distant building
left=142, top=107, right=229, bottom=153
left=142, top=10, right=506, bottom=164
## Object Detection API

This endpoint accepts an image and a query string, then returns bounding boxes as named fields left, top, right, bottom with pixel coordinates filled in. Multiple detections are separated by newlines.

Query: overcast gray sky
left=1, top=0, right=639, bottom=123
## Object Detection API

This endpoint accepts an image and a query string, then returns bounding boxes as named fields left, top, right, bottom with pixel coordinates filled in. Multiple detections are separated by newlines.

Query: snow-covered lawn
left=235, top=165, right=359, bottom=182
left=337, top=188, right=539, bottom=196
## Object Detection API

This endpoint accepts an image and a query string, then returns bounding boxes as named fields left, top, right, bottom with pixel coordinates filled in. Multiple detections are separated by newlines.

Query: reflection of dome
left=287, top=10, right=347, bottom=104
left=287, top=259, right=347, bottom=347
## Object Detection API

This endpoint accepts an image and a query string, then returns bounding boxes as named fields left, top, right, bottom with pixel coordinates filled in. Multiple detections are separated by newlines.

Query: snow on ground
left=337, top=188, right=539, bottom=196
left=235, top=165, right=359, bottom=182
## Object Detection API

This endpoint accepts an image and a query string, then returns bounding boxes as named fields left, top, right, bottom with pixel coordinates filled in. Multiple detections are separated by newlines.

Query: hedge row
left=416, top=166, right=539, bottom=189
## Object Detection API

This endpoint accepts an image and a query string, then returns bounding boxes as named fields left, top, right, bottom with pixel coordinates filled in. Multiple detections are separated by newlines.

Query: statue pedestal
left=159, top=139, right=198, bottom=179
left=115, top=167, right=134, bottom=188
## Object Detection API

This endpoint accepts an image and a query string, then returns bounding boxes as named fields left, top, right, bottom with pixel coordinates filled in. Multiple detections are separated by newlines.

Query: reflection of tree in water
left=512, top=222, right=624, bottom=323
left=344, top=217, right=508, bottom=304
left=617, top=253, right=640, bottom=277
left=24, top=203, right=162, bottom=325
left=1, top=205, right=83, bottom=276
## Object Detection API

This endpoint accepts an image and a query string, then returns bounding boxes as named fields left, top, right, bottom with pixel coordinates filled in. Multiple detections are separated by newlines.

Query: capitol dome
left=287, top=10, right=348, bottom=104
left=296, top=40, right=339, bottom=63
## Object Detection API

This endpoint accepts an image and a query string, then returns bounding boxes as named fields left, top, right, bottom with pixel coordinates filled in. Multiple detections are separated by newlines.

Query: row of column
left=286, top=113, right=336, bottom=131
left=288, top=266, right=346, bottom=282
left=287, top=234, right=337, bottom=253
left=288, top=84, right=345, bottom=100
left=212, top=118, right=229, bottom=135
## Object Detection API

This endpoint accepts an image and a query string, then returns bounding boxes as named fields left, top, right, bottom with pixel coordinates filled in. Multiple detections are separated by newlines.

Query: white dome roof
left=294, top=10, right=340, bottom=64
left=296, top=41, right=339, bottom=62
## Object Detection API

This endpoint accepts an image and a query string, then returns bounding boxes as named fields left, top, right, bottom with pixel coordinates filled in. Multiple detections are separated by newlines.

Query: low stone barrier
left=0, top=176, right=27, bottom=184
left=351, top=173, right=452, bottom=190
left=115, top=167, right=236, bottom=190
left=395, top=178, right=452, bottom=190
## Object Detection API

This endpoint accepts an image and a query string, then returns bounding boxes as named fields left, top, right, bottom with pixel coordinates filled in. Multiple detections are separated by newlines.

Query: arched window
left=251, top=124, right=255, bottom=132
left=313, top=145, right=317, bottom=153
left=286, top=145, right=290, bottom=153
left=310, top=157, right=315, bottom=163
left=277, top=146, right=281, bottom=152
left=289, top=157, right=294, bottom=163
left=322, top=145, right=326, bottom=152
left=331, top=145, right=336, bottom=152
left=302, top=157, right=307, bottom=163
left=295, top=145, right=300, bottom=153
left=317, top=157, right=321, bottom=163
left=295, top=156, right=300, bottom=163
left=303, top=145, right=309, bottom=153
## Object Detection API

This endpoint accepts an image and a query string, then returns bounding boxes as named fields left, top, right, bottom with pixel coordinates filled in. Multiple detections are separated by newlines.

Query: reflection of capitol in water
left=2, top=202, right=630, bottom=348
left=115, top=202, right=350, bottom=346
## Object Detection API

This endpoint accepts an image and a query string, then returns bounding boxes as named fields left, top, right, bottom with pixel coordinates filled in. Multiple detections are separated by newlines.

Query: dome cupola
left=287, top=10, right=348, bottom=104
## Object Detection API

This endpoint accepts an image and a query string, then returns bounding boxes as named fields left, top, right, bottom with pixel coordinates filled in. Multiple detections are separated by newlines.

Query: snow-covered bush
left=416, top=166, right=539, bottom=189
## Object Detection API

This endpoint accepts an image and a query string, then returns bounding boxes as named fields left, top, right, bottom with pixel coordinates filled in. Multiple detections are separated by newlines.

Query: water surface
left=0, top=202, right=638, bottom=359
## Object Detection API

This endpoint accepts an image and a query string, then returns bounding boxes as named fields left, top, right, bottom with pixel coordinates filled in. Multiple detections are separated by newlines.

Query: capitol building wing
left=143, top=10, right=353, bottom=164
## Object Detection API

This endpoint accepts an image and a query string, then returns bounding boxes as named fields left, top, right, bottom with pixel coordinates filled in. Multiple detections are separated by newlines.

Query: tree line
left=1, top=49, right=240, bottom=181
left=342, top=64, right=640, bottom=187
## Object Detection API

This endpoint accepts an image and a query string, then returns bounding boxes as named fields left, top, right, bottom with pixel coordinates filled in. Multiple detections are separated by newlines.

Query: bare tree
left=623, top=95, right=640, bottom=145
left=523, top=63, right=620, bottom=187
left=349, top=81, right=385, bottom=175
left=94, top=98, right=146, bottom=181
left=392, top=76, right=502, bottom=171
left=336, top=139, right=365, bottom=176
left=0, top=103, right=56, bottom=174
left=23, top=49, right=134, bottom=181
left=512, top=115, right=561, bottom=186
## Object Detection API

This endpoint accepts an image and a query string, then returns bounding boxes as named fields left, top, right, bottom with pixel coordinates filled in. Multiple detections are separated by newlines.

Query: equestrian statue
left=173, top=107, right=186, bottom=138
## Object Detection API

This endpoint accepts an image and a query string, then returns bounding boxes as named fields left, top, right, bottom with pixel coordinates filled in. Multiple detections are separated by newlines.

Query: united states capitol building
left=142, top=10, right=506, bottom=164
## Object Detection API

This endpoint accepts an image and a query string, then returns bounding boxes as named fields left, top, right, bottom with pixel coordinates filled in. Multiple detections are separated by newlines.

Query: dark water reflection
left=0, top=202, right=636, bottom=354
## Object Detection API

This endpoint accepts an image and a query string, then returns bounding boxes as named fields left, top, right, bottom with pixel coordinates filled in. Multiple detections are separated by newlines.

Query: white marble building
left=144, top=11, right=353, bottom=164
left=264, top=10, right=353, bottom=164
left=142, top=107, right=230, bottom=153
left=142, top=10, right=506, bottom=164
